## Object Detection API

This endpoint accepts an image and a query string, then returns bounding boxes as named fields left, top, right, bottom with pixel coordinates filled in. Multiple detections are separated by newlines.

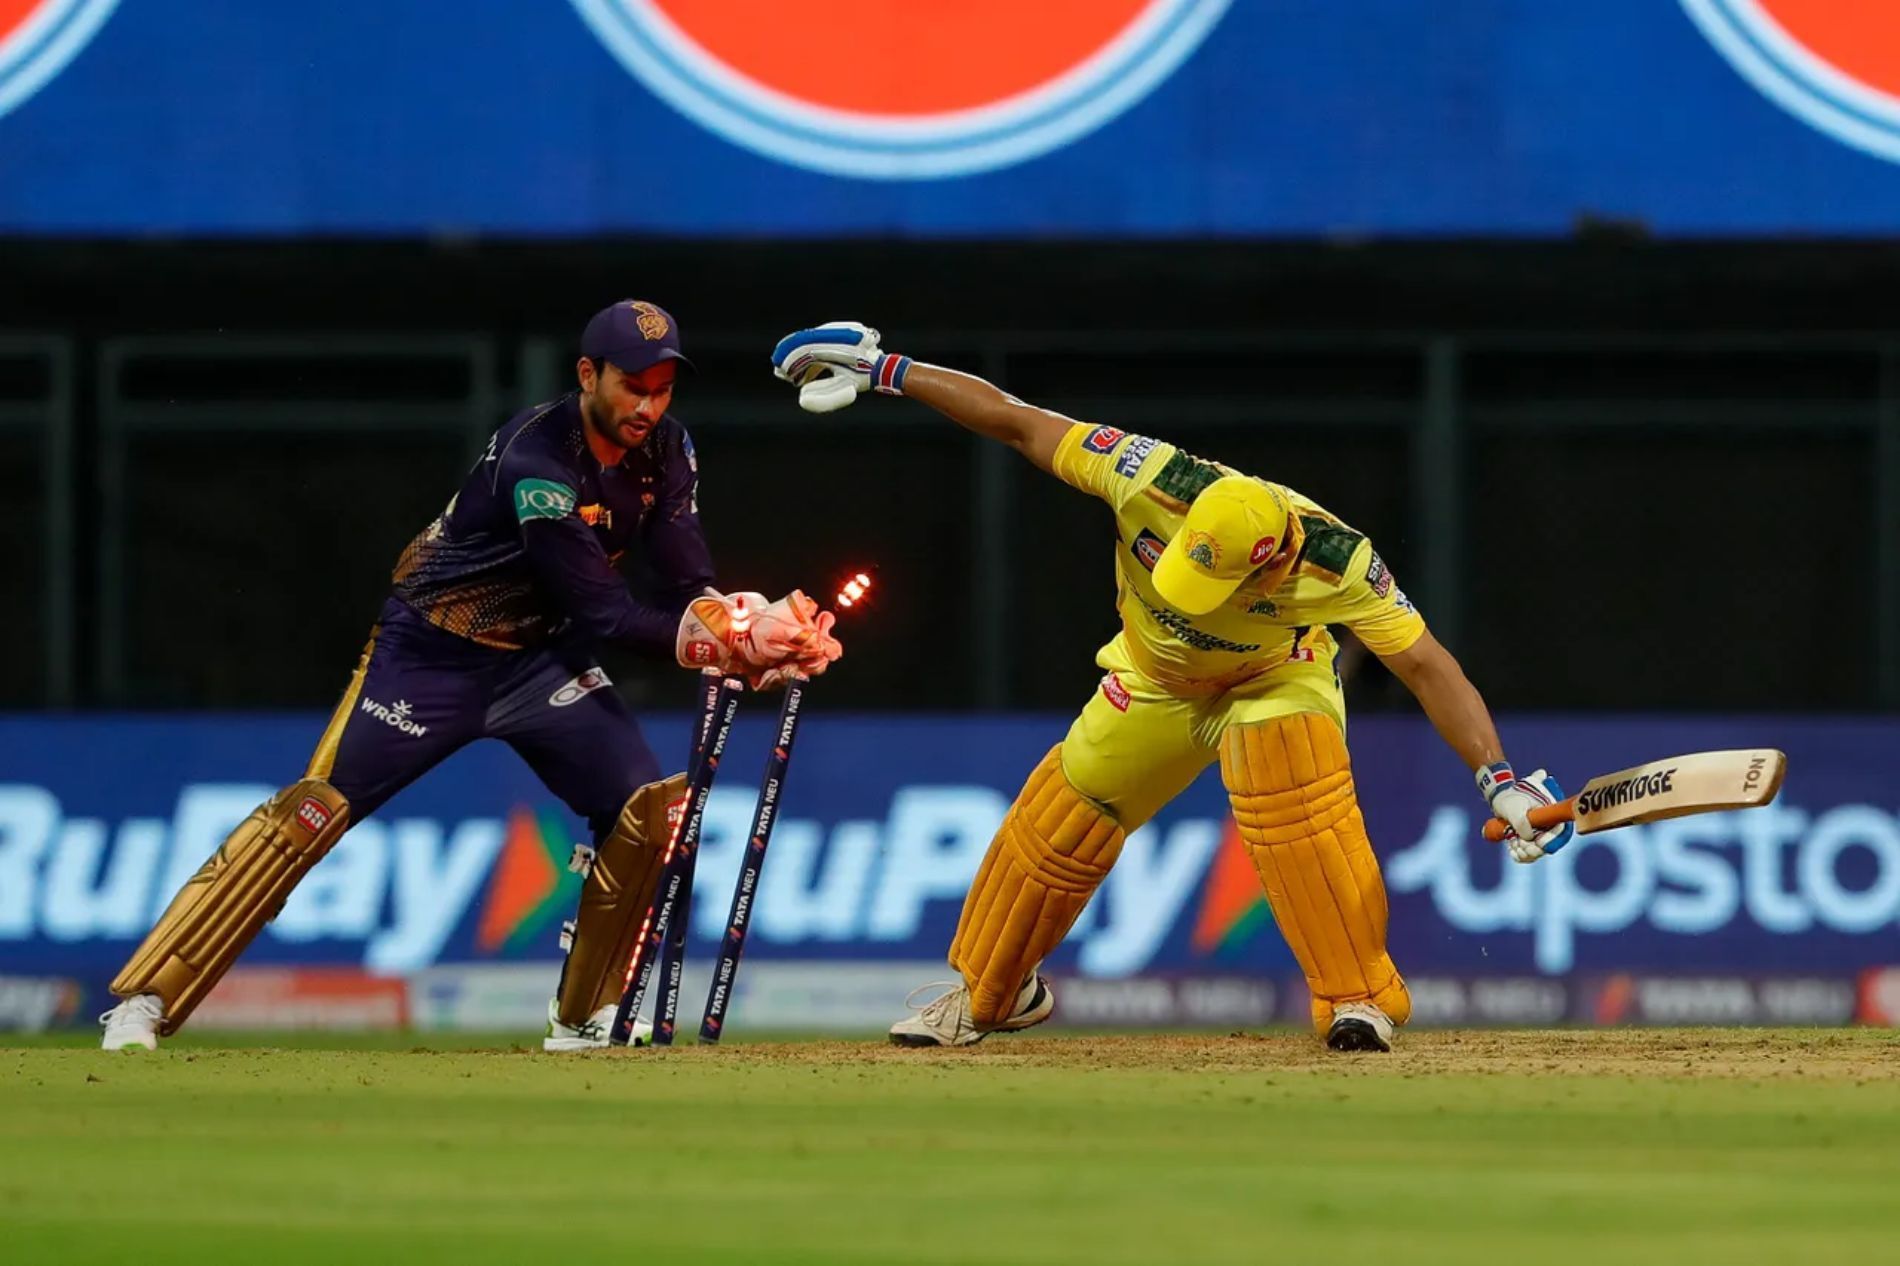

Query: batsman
left=97, top=301, right=841, bottom=1052
left=772, top=322, right=1573, bottom=1052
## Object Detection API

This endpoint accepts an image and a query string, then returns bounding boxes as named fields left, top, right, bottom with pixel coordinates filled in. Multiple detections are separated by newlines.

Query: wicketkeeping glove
left=1477, top=762, right=1574, bottom=864
left=770, top=321, right=913, bottom=414
left=676, top=588, right=843, bottom=683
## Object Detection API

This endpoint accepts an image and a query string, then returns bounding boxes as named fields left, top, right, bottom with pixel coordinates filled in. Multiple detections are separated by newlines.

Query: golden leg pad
left=950, top=746, right=1124, bottom=1027
left=1221, top=714, right=1410, bottom=1035
left=555, top=772, right=688, bottom=1027
left=110, top=780, right=351, bottom=1036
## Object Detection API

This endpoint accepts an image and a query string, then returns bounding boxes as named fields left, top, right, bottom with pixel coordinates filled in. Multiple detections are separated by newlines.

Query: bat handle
left=1481, top=796, right=1577, bottom=843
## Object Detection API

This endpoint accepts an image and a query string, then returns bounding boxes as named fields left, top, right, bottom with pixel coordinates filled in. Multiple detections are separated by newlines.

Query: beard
left=582, top=394, right=650, bottom=447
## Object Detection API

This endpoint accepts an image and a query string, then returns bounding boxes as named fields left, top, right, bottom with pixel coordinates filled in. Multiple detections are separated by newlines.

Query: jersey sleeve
left=1049, top=423, right=1171, bottom=510
left=501, top=448, right=681, bottom=655
left=1319, top=538, right=1427, bottom=657
left=642, top=422, right=716, bottom=608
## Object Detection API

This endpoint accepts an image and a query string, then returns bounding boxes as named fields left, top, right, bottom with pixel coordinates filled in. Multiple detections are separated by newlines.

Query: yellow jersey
left=1050, top=422, right=1426, bottom=695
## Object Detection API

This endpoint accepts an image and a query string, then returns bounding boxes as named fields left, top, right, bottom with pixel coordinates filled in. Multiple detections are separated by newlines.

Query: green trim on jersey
left=1296, top=516, right=1366, bottom=579
left=1148, top=450, right=1224, bottom=505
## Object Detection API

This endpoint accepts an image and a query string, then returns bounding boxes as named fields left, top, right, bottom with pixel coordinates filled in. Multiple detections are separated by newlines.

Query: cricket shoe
left=1325, top=1001, right=1395, bottom=1053
left=543, top=999, right=651, bottom=1052
left=99, top=994, right=164, bottom=1052
left=889, top=974, right=1054, bottom=1048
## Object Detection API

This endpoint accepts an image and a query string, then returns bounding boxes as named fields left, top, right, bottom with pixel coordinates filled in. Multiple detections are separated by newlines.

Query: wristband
left=871, top=353, right=912, bottom=395
left=1475, top=761, right=1515, bottom=803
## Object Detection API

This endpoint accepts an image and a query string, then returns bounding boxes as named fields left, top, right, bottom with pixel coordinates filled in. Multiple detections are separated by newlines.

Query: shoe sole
left=1325, top=1017, right=1391, bottom=1053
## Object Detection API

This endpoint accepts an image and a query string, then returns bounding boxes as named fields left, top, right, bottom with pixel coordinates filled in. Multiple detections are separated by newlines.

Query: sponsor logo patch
left=359, top=697, right=430, bottom=738
left=1100, top=672, right=1132, bottom=712
left=1366, top=550, right=1393, bottom=598
left=1115, top=435, right=1160, bottom=478
left=578, top=503, right=613, bottom=529
left=1249, top=536, right=1275, bottom=566
left=296, top=797, right=333, bottom=833
left=549, top=667, right=613, bottom=708
left=514, top=478, right=578, bottom=524
left=1130, top=528, right=1166, bottom=572
left=1083, top=425, right=1127, bottom=455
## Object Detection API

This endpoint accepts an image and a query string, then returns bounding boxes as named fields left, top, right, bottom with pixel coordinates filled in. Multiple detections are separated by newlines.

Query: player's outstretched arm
left=770, top=322, right=1070, bottom=474
left=1379, top=630, right=1574, bottom=863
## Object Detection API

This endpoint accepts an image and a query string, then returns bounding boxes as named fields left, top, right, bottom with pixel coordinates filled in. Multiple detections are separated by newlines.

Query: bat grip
left=1481, top=796, right=1576, bottom=843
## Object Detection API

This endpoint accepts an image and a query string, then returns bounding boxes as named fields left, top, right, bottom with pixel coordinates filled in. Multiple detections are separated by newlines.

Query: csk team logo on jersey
left=0, top=0, right=117, bottom=120
left=1682, top=0, right=1900, bottom=164
left=569, top=0, right=1234, bottom=179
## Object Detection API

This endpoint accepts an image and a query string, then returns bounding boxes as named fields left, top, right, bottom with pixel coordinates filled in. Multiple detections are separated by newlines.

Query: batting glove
left=770, top=321, right=912, bottom=414
left=1477, top=762, right=1574, bottom=864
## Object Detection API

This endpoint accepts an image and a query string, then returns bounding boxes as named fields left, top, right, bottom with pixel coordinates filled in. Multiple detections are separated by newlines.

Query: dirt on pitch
left=663, top=1028, right=1900, bottom=1080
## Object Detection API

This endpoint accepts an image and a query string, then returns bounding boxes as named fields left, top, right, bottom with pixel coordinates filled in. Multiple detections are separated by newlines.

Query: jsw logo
left=1387, top=802, right=1900, bottom=972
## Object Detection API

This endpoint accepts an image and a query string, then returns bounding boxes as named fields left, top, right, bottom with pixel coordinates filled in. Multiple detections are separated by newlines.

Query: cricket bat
left=1480, top=749, right=1786, bottom=842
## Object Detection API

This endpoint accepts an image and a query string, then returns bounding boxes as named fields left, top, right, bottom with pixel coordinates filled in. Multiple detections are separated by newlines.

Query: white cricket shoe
left=1325, top=1001, right=1396, bottom=1052
left=889, top=974, right=1054, bottom=1048
left=543, top=999, right=651, bottom=1052
left=99, top=994, right=164, bottom=1052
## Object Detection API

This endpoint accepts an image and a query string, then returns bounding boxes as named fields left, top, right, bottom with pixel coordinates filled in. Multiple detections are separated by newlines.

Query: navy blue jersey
left=391, top=393, right=714, bottom=652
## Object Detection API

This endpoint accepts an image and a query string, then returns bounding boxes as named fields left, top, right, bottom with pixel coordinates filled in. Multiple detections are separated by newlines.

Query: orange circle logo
left=0, top=0, right=118, bottom=120
left=570, top=0, right=1234, bottom=178
left=1684, top=0, right=1900, bottom=163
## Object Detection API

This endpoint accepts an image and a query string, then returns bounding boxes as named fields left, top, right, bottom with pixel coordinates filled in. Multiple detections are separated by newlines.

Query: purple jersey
left=391, top=393, right=713, bottom=653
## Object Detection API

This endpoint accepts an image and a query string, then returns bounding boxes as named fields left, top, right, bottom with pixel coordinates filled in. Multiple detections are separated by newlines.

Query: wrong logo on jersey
left=0, top=0, right=119, bottom=122
left=568, top=0, right=1234, bottom=179
left=1682, top=0, right=1900, bottom=164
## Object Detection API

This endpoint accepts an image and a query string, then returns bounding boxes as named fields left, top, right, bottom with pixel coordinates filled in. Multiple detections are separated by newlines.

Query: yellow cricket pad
left=1221, top=713, right=1411, bottom=1034
left=950, top=746, right=1125, bottom=1027
left=111, top=779, right=351, bottom=1035
left=554, top=772, right=688, bottom=1026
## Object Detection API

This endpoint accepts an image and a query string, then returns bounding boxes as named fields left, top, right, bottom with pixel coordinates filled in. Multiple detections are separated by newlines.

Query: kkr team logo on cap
left=1683, top=0, right=1900, bottom=164
left=0, top=0, right=119, bottom=121
left=629, top=301, right=669, bottom=340
left=569, top=0, right=1234, bottom=179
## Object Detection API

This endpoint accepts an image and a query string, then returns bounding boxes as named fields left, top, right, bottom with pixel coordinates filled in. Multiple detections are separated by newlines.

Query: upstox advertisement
left=2, top=715, right=1896, bottom=996
left=6, top=2, right=1900, bottom=233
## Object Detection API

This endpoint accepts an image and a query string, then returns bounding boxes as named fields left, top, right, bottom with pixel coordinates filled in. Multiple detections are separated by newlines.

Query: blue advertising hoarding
left=3, top=2, right=1900, bottom=235
left=2, top=714, right=1895, bottom=1000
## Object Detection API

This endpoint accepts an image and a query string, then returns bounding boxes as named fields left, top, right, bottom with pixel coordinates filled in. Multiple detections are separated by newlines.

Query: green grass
left=3, top=1030, right=1897, bottom=1265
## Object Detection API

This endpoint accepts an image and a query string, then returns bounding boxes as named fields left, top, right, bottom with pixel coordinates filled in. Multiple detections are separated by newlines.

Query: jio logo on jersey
left=1683, top=0, right=1900, bottom=163
left=569, top=0, right=1234, bottom=179
left=0, top=0, right=118, bottom=120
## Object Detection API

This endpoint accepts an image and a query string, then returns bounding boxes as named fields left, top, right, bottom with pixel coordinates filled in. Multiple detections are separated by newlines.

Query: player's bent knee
left=554, top=772, right=687, bottom=1026
left=950, top=745, right=1125, bottom=1027
left=111, top=779, right=351, bottom=1035
left=1220, top=714, right=1407, bottom=1033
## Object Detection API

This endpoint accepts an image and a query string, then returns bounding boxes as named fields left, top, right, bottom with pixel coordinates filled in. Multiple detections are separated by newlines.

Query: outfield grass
left=4, top=1030, right=1897, bottom=1265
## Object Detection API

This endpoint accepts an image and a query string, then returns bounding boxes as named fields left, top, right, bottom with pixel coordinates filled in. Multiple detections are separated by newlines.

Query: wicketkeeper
left=771, top=322, right=1571, bottom=1051
left=98, top=301, right=842, bottom=1052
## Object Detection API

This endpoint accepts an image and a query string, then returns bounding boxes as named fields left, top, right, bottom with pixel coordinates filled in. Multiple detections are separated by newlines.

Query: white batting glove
left=1477, top=762, right=1574, bottom=864
left=770, top=321, right=913, bottom=414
